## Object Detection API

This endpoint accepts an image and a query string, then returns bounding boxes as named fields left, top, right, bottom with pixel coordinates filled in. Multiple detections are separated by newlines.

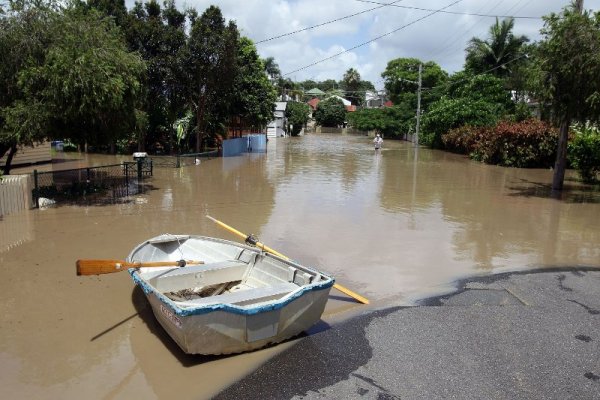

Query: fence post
left=176, top=154, right=181, bottom=168
left=33, top=169, right=39, bottom=208
left=124, top=163, right=129, bottom=185
left=137, top=158, right=143, bottom=179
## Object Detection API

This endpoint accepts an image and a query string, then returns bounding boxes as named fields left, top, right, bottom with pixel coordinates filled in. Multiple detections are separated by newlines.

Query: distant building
left=267, top=102, right=288, bottom=138
left=307, top=97, right=320, bottom=111
left=365, top=91, right=387, bottom=108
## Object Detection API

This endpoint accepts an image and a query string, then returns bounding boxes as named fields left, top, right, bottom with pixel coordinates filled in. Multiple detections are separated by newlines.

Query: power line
left=282, top=0, right=464, bottom=77
left=420, top=53, right=528, bottom=92
left=255, top=0, right=405, bottom=45
left=354, top=0, right=541, bottom=19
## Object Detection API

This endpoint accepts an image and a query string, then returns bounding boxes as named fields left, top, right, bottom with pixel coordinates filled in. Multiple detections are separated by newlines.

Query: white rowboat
left=127, top=234, right=334, bottom=355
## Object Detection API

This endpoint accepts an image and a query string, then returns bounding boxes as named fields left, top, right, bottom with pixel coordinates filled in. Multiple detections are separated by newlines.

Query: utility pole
left=414, top=63, right=422, bottom=147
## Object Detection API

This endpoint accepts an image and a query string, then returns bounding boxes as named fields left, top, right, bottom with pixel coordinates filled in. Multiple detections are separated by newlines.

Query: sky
left=130, top=0, right=596, bottom=90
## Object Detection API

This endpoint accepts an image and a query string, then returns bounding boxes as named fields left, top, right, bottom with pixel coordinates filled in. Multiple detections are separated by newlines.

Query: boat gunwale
left=127, top=234, right=334, bottom=317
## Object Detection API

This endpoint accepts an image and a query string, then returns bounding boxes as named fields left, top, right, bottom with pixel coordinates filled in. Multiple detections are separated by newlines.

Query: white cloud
left=127, top=0, right=589, bottom=85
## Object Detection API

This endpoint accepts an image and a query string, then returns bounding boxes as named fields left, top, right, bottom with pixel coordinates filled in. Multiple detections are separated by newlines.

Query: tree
left=314, top=97, right=346, bottom=127
left=181, top=5, right=238, bottom=152
left=0, top=1, right=145, bottom=173
left=465, top=17, right=529, bottom=78
left=342, top=68, right=362, bottom=106
left=23, top=7, right=145, bottom=146
left=230, top=37, right=277, bottom=131
left=119, top=0, right=187, bottom=153
left=532, top=2, right=600, bottom=190
left=263, top=56, right=281, bottom=82
left=0, top=0, right=57, bottom=173
left=348, top=105, right=414, bottom=138
left=421, top=73, right=510, bottom=148
left=381, top=58, right=447, bottom=111
left=285, top=101, right=310, bottom=136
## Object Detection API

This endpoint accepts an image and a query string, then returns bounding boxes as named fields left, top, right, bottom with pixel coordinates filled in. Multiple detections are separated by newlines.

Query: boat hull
left=128, top=234, right=334, bottom=355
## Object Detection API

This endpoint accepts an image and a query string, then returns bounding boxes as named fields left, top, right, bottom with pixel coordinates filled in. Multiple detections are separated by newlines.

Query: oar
left=206, top=215, right=370, bottom=304
left=76, top=259, right=204, bottom=276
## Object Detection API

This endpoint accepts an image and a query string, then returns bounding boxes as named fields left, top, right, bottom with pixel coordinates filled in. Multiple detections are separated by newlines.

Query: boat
left=127, top=234, right=335, bottom=355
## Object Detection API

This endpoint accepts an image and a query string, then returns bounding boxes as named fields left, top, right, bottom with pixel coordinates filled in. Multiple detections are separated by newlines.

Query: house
left=305, top=88, right=326, bottom=98
left=266, top=102, right=287, bottom=138
left=328, top=95, right=351, bottom=107
left=365, top=91, right=384, bottom=108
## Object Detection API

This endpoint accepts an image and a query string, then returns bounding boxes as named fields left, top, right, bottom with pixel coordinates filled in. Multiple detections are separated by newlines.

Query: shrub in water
left=469, top=119, right=559, bottom=168
left=568, top=123, right=600, bottom=182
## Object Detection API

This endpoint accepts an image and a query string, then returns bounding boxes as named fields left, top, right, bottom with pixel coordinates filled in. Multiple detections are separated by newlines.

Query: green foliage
left=0, top=0, right=57, bottom=169
left=341, top=68, right=363, bottom=106
left=21, top=7, right=145, bottom=144
left=285, top=102, right=310, bottom=136
left=121, top=0, right=187, bottom=153
left=532, top=7, right=600, bottom=124
left=381, top=58, right=447, bottom=111
left=568, top=123, right=600, bottom=182
left=531, top=5, right=600, bottom=189
left=465, top=17, right=529, bottom=78
left=182, top=5, right=238, bottom=151
left=347, top=105, right=414, bottom=138
left=230, top=37, right=277, bottom=130
left=446, top=73, right=512, bottom=109
left=421, top=97, right=499, bottom=148
left=314, top=97, right=346, bottom=127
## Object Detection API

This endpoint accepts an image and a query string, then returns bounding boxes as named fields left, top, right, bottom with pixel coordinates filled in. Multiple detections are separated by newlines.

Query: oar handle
left=76, top=259, right=204, bottom=276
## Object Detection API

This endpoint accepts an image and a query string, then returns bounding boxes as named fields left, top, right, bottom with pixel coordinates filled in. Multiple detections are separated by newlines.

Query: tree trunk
left=552, top=115, right=571, bottom=191
left=196, top=95, right=207, bottom=153
left=2, top=145, right=18, bottom=176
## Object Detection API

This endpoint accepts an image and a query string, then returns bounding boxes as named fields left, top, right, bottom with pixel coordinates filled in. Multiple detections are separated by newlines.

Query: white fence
left=0, top=175, right=33, bottom=217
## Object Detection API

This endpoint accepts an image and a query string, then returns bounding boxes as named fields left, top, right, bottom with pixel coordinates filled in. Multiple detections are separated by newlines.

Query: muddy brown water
left=1, top=134, right=599, bottom=399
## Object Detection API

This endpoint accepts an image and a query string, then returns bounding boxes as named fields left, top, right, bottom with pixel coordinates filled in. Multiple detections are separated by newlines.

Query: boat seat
left=179, top=281, right=299, bottom=307
left=151, top=260, right=248, bottom=293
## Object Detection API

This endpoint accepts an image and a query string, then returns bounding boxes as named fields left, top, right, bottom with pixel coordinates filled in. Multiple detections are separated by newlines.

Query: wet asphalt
left=214, top=269, right=600, bottom=400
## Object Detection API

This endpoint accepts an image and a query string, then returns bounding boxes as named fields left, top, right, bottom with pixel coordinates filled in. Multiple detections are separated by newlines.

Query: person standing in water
left=373, top=133, right=383, bottom=151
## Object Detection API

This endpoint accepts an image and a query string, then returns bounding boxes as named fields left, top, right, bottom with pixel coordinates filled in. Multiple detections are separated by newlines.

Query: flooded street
left=1, top=133, right=599, bottom=399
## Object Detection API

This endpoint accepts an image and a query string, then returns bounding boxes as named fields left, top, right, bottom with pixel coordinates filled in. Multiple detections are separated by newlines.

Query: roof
left=306, top=88, right=325, bottom=95
left=307, top=98, right=320, bottom=110
left=384, top=100, right=394, bottom=107
left=328, top=95, right=351, bottom=106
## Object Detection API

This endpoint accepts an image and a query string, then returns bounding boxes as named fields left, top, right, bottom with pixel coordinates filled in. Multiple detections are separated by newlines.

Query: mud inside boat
left=140, top=256, right=325, bottom=308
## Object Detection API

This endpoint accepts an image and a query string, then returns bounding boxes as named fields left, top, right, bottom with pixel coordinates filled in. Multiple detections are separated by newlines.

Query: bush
left=420, top=97, right=499, bottom=148
left=470, top=119, right=558, bottom=168
left=441, top=125, right=481, bottom=154
left=568, top=123, right=600, bottom=182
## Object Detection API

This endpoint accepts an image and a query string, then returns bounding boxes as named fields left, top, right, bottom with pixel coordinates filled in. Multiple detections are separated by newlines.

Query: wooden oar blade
left=76, top=259, right=130, bottom=275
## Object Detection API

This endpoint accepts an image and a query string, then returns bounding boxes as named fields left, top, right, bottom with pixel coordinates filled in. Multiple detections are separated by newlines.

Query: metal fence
left=149, top=150, right=218, bottom=168
left=32, top=162, right=148, bottom=207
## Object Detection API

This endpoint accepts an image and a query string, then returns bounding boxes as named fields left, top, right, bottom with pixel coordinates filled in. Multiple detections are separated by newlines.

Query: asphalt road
left=215, top=269, right=600, bottom=400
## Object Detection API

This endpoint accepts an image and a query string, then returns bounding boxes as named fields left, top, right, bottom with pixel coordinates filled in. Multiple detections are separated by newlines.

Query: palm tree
left=465, top=18, right=529, bottom=77
left=342, top=68, right=363, bottom=106
left=263, top=57, right=281, bottom=82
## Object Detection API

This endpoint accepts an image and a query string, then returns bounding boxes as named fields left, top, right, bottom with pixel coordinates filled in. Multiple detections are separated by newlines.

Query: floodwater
left=1, top=134, right=599, bottom=399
